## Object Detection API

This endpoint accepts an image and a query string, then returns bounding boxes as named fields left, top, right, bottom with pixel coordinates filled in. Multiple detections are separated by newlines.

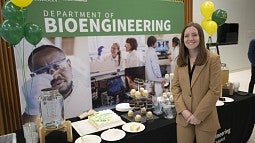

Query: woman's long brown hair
left=177, top=22, right=208, bottom=67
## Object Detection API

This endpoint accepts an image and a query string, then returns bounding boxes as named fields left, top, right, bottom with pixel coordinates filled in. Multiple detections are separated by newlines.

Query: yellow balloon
left=200, top=1, right=215, bottom=18
left=11, top=0, right=33, bottom=8
left=201, top=18, right=210, bottom=30
left=204, top=20, right=218, bottom=36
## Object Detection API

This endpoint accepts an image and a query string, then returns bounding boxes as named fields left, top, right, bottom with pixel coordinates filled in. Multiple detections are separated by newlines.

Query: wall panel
left=0, top=0, right=22, bottom=135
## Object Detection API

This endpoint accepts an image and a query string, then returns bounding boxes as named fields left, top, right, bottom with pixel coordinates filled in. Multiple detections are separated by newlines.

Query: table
left=215, top=93, right=255, bottom=143
left=16, top=92, right=255, bottom=143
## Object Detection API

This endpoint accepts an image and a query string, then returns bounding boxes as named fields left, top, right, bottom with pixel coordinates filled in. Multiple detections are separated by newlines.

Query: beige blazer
left=172, top=51, right=221, bottom=131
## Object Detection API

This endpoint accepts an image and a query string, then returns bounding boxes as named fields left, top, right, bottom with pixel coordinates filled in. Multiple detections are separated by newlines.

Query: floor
left=229, top=69, right=255, bottom=143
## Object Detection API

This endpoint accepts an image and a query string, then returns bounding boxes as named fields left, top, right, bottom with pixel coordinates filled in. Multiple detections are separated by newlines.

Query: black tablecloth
left=215, top=93, right=255, bottom=143
left=16, top=92, right=255, bottom=143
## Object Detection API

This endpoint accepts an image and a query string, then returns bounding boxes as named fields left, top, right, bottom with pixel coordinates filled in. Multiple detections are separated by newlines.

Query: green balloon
left=0, top=20, right=24, bottom=45
left=212, top=9, right=227, bottom=26
left=2, top=1, right=27, bottom=25
left=24, top=23, right=43, bottom=45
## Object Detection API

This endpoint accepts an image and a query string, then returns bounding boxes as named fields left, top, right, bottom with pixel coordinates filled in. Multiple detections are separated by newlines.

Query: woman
left=101, top=43, right=122, bottom=70
left=168, top=37, right=180, bottom=73
left=125, top=38, right=141, bottom=68
left=171, top=22, right=221, bottom=143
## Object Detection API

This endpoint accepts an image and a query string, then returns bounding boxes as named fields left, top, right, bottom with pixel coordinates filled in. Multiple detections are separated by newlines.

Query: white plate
left=222, top=97, right=234, bottom=102
left=101, top=129, right=126, bottom=141
left=116, top=103, right=132, bottom=112
left=122, top=122, right=145, bottom=133
left=75, top=135, right=101, bottom=143
left=216, top=100, right=224, bottom=106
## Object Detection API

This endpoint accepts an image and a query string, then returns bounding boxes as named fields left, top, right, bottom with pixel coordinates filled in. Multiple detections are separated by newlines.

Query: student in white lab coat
left=168, top=37, right=180, bottom=73
left=101, top=42, right=123, bottom=70
left=145, top=36, right=164, bottom=96
left=125, top=38, right=141, bottom=68
left=145, top=36, right=162, bottom=81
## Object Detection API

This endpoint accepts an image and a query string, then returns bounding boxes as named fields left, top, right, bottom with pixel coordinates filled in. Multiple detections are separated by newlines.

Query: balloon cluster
left=200, top=1, right=227, bottom=36
left=0, top=0, right=42, bottom=46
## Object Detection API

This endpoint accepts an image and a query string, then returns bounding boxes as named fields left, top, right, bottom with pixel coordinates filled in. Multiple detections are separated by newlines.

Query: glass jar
left=169, top=73, right=174, bottom=92
left=163, top=74, right=170, bottom=92
left=39, top=88, right=64, bottom=128
left=146, top=81, right=155, bottom=96
left=221, top=63, right=229, bottom=86
left=152, top=94, right=165, bottom=115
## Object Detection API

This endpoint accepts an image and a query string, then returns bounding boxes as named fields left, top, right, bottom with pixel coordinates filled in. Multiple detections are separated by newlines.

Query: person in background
left=22, top=45, right=88, bottom=124
left=248, top=39, right=255, bottom=95
left=145, top=36, right=163, bottom=81
left=101, top=43, right=122, bottom=70
left=101, top=43, right=125, bottom=103
left=125, top=38, right=141, bottom=68
left=245, top=38, right=255, bottom=143
left=168, top=37, right=180, bottom=73
left=171, top=22, right=221, bottom=143
left=145, top=36, right=164, bottom=97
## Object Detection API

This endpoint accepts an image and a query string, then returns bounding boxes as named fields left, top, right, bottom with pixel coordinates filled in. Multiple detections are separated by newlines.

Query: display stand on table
left=36, top=118, right=73, bottom=143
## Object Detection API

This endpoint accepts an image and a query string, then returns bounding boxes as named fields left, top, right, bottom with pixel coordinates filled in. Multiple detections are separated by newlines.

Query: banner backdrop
left=26, top=0, right=184, bottom=36
left=15, top=0, right=184, bottom=123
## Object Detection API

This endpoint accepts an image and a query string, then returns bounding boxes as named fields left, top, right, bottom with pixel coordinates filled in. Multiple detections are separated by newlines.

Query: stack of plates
left=116, top=103, right=132, bottom=112
left=222, top=97, right=234, bottom=102
left=216, top=100, right=224, bottom=106
left=75, top=135, right=101, bottom=143
left=216, top=97, right=234, bottom=106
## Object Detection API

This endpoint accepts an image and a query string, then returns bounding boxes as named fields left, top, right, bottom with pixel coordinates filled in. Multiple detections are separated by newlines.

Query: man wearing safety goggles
left=22, top=45, right=74, bottom=123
